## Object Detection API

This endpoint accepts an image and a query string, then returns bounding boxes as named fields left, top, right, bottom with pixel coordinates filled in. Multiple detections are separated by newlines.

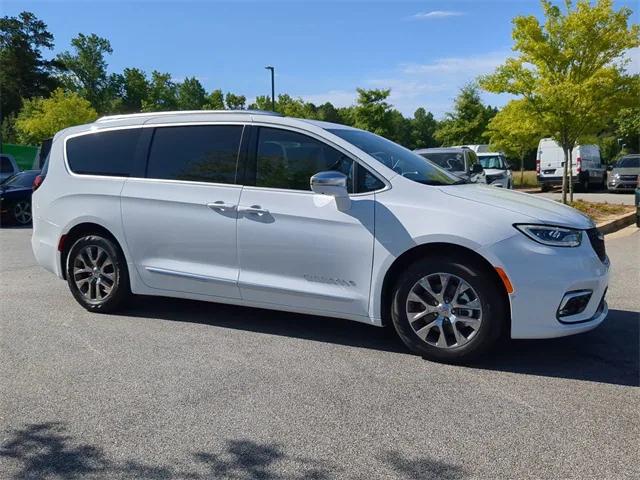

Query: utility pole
left=265, top=66, right=275, bottom=111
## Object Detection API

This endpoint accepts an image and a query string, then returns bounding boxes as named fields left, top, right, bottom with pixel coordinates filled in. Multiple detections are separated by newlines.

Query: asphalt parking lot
left=1, top=226, right=638, bottom=480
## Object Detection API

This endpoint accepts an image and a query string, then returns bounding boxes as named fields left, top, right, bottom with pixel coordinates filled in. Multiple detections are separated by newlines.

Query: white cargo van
left=536, top=139, right=606, bottom=191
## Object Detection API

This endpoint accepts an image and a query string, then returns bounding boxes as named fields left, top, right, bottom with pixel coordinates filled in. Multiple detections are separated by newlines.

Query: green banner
left=0, top=143, right=39, bottom=170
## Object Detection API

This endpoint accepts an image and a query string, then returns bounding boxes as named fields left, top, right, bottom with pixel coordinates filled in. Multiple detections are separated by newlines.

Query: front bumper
left=608, top=181, right=637, bottom=191
left=486, top=232, right=609, bottom=339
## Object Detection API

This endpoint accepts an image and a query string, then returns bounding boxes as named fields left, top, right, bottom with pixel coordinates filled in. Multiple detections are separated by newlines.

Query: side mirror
left=310, top=171, right=350, bottom=210
left=606, top=164, right=614, bottom=171
left=506, top=163, right=514, bottom=170
left=470, top=164, right=484, bottom=175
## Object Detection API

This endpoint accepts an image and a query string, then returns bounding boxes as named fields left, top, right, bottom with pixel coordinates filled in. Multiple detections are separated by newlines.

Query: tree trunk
left=562, top=147, right=569, bottom=204
left=520, top=153, right=525, bottom=186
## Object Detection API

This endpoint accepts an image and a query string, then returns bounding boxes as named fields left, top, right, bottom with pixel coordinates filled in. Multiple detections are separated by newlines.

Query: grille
left=486, top=174, right=503, bottom=183
left=586, top=228, right=607, bottom=263
left=619, top=174, right=638, bottom=182
left=543, top=169, right=556, bottom=174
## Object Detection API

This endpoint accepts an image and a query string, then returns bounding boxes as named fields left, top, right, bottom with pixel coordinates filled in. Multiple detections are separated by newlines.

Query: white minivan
left=32, top=111, right=609, bottom=363
left=536, top=138, right=606, bottom=191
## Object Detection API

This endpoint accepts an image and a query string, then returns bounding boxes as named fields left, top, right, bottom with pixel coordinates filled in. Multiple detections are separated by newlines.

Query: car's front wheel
left=391, top=255, right=507, bottom=363
left=66, top=235, right=131, bottom=313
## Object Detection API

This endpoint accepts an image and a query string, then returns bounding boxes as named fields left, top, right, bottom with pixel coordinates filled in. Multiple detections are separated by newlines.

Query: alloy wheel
left=72, top=245, right=117, bottom=304
left=13, top=201, right=32, bottom=225
left=405, top=273, right=483, bottom=349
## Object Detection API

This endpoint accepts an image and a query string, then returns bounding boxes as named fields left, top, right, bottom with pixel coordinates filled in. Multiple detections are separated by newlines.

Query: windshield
left=617, top=156, right=640, bottom=168
left=478, top=155, right=506, bottom=169
left=327, top=129, right=461, bottom=185
left=417, top=152, right=466, bottom=172
left=1, top=171, right=38, bottom=188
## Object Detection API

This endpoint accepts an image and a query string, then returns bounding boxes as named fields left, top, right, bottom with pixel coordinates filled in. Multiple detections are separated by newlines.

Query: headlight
left=613, top=173, right=620, bottom=179
left=514, top=224, right=583, bottom=247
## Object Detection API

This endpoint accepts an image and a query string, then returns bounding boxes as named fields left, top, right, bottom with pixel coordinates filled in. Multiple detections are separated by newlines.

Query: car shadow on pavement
left=473, top=309, right=639, bottom=387
left=125, top=298, right=638, bottom=386
left=0, top=422, right=465, bottom=479
left=124, top=295, right=409, bottom=354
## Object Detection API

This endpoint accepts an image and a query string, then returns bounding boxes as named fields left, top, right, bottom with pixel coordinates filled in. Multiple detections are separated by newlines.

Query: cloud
left=623, top=46, right=639, bottom=74
left=411, top=11, right=464, bottom=20
left=296, top=50, right=512, bottom=118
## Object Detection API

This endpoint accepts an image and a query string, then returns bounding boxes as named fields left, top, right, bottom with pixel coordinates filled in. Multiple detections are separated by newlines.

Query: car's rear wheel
left=66, top=235, right=130, bottom=313
left=391, top=255, right=507, bottom=363
left=12, top=200, right=32, bottom=225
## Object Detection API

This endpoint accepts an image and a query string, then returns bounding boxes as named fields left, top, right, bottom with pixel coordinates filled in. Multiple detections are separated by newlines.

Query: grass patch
left=513, top=170, right=538, bottom=189
left=566, top=199, right=634, bottom=223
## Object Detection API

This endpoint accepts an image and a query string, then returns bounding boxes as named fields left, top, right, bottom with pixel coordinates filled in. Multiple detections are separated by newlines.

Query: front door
left=121, top=124, right=245, bottom=299
left=236, top=126, right=377, bottom=317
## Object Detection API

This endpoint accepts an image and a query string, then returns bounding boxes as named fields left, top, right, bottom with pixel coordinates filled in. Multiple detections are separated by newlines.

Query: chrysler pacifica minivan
left=32, top=111, right=609, bottom=362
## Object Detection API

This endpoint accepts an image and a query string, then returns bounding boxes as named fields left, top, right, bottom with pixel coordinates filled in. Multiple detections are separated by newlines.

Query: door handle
left=207, top=201, right=236, bottom=212
left=238, top=205, right=269, bottom=216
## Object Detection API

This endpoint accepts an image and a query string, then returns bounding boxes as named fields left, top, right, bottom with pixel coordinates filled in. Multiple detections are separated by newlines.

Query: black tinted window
left=147, top=125, right=242, bottom=184
left=357, top=166, right=385, bottom=192
left=67, top=129, right=140, bottom=176
left=256, top=128, right=354, bottom=192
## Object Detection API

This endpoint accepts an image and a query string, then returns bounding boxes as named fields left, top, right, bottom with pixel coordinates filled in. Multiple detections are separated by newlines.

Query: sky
left=3, top=0, right=639, bottom=117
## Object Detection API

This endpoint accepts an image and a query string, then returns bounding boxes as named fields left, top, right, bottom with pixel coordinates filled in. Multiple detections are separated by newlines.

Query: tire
left=577, top=174, right=589, bottom=192
left=66, top=235, right=131, bottom=313
left=540, top=183, right=551, bottom=192
left=12, top=200, right=32, bottom=225
left=391, top=255, right=507, bottom=363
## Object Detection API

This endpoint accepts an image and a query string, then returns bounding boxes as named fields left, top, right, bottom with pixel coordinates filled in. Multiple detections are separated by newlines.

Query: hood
left=438, top=184, right=594, bottom=229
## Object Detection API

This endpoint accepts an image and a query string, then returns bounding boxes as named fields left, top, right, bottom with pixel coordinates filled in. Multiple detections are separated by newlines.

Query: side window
left=356, top=165, right=385, bottom=193
left=66, top=129, right=141, bottom=176
left=256, top=127, right=354, bottom=192
left=0, top=156, right=13, bottom=173
left=146, top=125, right=242, bottom=184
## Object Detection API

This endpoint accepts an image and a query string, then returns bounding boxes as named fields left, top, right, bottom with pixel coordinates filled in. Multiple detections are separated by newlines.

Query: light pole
left=265, top=65, right=275, bottom=112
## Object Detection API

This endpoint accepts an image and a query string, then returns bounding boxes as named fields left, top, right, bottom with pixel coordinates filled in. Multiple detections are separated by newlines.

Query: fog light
left=557, top=290, right=592, bottom=318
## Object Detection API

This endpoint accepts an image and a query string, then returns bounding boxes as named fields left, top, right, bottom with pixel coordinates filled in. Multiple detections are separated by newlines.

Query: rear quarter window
left=66, top=129, right=141, bottom=177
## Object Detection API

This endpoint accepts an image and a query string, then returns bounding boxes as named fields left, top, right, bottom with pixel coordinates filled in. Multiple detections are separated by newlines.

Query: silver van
left=608, top=154, right=640, bottom=192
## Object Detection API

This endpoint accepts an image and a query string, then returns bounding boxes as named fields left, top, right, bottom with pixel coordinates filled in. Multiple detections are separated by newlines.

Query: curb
left=597, top=212, right=637, bottom=235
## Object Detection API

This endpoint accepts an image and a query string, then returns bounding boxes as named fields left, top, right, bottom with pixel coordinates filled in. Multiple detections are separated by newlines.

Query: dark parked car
left=0, top=170, right=40, bottom=226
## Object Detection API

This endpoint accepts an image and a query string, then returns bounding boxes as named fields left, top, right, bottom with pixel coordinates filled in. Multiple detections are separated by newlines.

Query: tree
left=487, top=99, right=544, bottom=183
left=0, top=11, right=58, bottom=121
left=480, top=0, right=639, bottom=203
left=56, top=33, right=114, bottom=113
left=15, top=88, right=97, bottom=144
left=206, top=89, right=225, bottom=110
left=177, top=77, right=207, bottom=110
left=120, top=68, right=149, bottom=113
left=225, top=92, right=246, bottom=110
left=434, top=84, right=497, bottom=146
left=411, top=107, right=438, bottom=149
left=316, top=102, right=342, bottom=123
left=141, top=71, right=177, bottom=112
left=351, top=88, right=393, bottom=137
left=614, top=106, right=640, bottom=153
